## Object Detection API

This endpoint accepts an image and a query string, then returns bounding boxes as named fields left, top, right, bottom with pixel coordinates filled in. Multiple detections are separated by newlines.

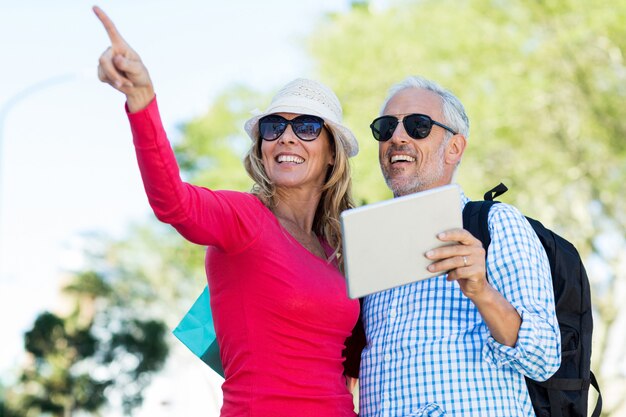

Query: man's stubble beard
left=383, top=144, right=446, bottom=197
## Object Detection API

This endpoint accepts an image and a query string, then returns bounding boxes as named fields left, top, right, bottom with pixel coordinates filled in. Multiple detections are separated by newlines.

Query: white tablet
left=341, top=184, right=462, bottom=299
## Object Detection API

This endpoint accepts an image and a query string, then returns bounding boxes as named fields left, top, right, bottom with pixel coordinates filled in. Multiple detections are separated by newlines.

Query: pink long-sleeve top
left=127, top=97, right=359, bottom=417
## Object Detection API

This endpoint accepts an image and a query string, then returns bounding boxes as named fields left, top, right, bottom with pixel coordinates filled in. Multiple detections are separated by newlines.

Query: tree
left=6, top=270, right=168, bottom=416
left=1, top=382, right=23, bottom=417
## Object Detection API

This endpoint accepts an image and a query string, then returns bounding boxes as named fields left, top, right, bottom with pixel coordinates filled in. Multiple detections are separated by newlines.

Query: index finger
left=93, top=6, right=127, bottom=47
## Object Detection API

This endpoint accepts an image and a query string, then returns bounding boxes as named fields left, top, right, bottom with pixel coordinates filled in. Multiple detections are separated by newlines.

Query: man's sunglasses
left=258, top=114, right=325, bottom=141
left=370, top=114, right=457, bottom=141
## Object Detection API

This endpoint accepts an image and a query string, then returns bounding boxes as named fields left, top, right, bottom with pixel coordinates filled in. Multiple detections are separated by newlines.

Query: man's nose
left=389, top=121, right=410, bottom=144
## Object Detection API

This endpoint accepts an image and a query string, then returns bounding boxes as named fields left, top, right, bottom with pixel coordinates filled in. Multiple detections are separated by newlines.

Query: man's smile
left=390, top=154, right=416, bottom=164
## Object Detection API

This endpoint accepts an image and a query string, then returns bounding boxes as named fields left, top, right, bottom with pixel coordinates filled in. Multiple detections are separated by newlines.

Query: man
left=358, top=76, right=561, bottom=416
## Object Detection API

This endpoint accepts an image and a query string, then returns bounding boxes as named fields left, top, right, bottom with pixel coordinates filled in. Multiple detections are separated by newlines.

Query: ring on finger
left=463, top=256, right=468, bottom=267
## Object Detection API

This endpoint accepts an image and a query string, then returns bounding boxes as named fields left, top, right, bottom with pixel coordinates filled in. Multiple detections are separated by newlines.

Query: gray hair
left=381, top=76, right=470, bottom=141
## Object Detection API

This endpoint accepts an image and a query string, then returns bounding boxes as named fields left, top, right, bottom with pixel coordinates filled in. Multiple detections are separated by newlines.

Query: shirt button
left=389, top=309, right=397, bottom=318
left=384, top=353, right=392, bottom=361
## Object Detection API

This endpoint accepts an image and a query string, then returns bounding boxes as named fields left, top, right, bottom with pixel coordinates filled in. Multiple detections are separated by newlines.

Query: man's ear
left=445, top=134, right=466, bottom=166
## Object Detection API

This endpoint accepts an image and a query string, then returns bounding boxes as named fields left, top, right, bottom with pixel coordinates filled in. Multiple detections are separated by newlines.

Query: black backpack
left=463, top=183, right=602, bottom=417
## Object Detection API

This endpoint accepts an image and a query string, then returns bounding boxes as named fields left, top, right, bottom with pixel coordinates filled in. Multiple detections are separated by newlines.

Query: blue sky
left=0, top=0, right=364, bottom=381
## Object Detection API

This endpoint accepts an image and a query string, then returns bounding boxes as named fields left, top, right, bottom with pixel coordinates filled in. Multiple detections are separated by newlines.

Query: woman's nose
left=278, top=125, right=298, bottom=144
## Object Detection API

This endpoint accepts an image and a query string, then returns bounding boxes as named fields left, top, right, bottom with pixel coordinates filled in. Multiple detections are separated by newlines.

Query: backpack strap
left=590, top=371, right=603, bottom=417
left=537, top=375, right=590, bottom=417
left=462, top=200, right=500, bottom=250
left=483, top=182, right=508, bottom=201
left=536, top=372, right=602, bottom=417
left=463, top=183, right=507, bottom=249
left=537, top=377, right=589, bottom=390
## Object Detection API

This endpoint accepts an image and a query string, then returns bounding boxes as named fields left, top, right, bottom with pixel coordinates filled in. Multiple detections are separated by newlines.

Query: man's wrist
left=467, top=279, right=495, bottom=306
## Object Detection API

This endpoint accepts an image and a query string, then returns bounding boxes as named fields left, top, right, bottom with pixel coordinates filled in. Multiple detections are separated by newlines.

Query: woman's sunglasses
left=370, top=114, right=457, bottom=141
left=258, top=114, right=325, bottom=141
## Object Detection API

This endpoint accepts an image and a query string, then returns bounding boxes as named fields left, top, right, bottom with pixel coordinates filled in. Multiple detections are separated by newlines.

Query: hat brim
left=244, top=107, right=359, bottom=158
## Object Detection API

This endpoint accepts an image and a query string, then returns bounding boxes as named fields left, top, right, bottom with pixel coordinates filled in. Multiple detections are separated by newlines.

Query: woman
left=94, top=6, right=360, bottom=417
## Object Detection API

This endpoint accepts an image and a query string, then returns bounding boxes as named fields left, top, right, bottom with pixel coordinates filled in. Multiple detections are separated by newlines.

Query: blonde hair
left=243, top=131, right=354, bottom=268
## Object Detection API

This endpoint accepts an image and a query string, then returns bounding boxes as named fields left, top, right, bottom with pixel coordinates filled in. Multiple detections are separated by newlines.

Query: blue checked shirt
left=359, top=191, right=561, bottom=417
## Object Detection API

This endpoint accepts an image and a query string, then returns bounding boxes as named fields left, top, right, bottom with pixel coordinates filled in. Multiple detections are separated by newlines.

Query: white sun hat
left=244, top=78, right=359, bottom=157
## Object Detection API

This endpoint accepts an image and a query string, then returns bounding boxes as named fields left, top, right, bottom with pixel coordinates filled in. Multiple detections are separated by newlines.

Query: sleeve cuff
left=125, top=96, right=164, bottom=149
left=125, top=94, right=158, bottom=116
left=483, top=308, right=533, bottom=368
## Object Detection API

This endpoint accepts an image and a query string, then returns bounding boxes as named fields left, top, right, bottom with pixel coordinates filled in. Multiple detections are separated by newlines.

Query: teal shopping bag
left=173, top=286, right=224, bottom=377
